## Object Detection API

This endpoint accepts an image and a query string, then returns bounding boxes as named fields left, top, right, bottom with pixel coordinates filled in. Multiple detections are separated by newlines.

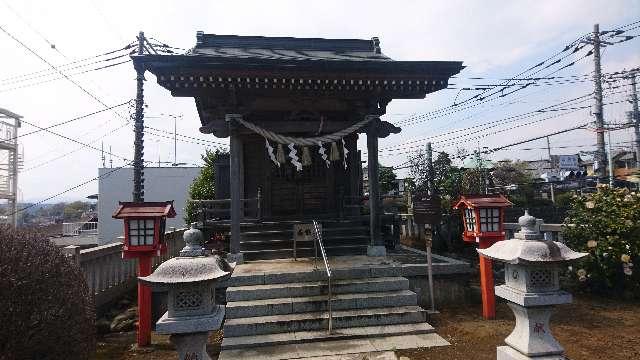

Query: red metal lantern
left=453, top=195, right=512, bottom=246
left=112, top=201, right=176, bottom=347
left=112, top=201, right=176, bottom=258
left=453, top=194, right=512, bottom=320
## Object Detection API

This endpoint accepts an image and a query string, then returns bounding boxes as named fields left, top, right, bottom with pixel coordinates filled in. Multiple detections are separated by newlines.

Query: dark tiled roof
left=112, top=201, right=177, bottom=219
left=188, top=32, right=392, bottom=62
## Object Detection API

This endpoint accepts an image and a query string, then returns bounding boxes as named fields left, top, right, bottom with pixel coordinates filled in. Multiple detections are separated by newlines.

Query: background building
left=97, top=167, right=201, bottom=245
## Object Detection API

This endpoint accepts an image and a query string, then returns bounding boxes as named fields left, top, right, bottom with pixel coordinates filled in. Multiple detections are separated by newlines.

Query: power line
left=144, top=125, right=229, bottom=147
left=22, top=123, right=130, bottom=172
left=0, top=52, right=131, bottom=87
left=0, top=59, right=132, bottom=93
left=12, top=163, right=132, bottom=215
left=375, top=83, right=630, bottom=156
left=0, top=43, right=135, bottom=82
left=0, top=23, right=131, bottom=121
left=19, top=118, right=132, bottom=161
left=6, top=100, right=132, bottom=141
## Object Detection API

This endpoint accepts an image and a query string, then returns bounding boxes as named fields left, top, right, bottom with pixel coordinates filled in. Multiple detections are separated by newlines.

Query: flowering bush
left=563, top=186, right=640, bottom=296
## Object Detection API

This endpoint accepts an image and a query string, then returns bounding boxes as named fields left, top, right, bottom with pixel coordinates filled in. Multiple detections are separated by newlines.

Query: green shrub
left=0, top=226, right=95, bottom=358
left=184, top=149, right=228, bottom=224
left=562, top=186, right=639, bottom=296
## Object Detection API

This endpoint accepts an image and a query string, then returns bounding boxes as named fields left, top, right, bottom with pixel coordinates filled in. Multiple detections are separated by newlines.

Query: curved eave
left=134, top=54, right=463, bottom=77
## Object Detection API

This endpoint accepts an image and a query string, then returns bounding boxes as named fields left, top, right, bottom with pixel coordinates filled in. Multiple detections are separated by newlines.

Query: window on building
left=129, top=219, right=155, bottom=246
left=464, top=209, right=476, bottom=232
left=479, top=208, right=500, bottom=232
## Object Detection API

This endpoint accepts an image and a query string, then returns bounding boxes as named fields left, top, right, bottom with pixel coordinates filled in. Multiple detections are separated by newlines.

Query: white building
left=97, top=167, right=201, bottom=245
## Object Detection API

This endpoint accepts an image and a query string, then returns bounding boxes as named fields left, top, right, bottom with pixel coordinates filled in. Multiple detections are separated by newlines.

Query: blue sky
left=1, top=0, right=638, bottom=202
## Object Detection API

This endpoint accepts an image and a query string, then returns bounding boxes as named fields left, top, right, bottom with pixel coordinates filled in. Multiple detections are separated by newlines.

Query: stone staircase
left=221, top=268, right=435, bottom=350
left=239, top=219, right=370, bottom=261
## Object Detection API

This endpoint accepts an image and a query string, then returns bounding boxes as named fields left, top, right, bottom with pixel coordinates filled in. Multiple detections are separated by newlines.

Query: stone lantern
left=139, top=223, right=234, bottom=360
left=478, top=211, right=587, bottom=360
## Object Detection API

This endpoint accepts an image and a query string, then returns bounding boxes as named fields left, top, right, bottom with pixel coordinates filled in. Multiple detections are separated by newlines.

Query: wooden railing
left=399, top=214, right=565, bottom=243
left=189, top=188, right=262, bottom=224
left=63, top=228, right=186, bottom=308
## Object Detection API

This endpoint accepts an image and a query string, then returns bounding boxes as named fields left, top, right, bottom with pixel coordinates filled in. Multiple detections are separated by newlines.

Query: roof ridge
left=195, top=32, right=379, bottom=52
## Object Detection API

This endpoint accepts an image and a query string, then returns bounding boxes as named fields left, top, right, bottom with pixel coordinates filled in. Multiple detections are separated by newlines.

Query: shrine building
left=135, top=32, right=462, bottom=262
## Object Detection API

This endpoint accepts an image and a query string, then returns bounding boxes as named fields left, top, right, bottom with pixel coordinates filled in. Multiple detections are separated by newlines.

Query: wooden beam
left=227, top=114, right=243, bottom=257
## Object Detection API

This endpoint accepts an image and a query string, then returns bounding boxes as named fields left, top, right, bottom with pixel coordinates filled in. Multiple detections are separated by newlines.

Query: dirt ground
left=93, top=296, right=640, bottom=360
left=398, top=296, right=640, bottom=360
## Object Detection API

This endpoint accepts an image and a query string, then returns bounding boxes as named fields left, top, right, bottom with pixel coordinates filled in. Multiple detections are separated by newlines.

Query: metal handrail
left=312, top=220, right=333, bottom=334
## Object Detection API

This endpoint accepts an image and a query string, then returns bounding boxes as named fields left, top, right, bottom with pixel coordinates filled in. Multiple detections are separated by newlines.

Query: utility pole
left=591, top=24, right=607, bottom=183
left=425, top=142, right=436, bottom=314
left=629, top=72, right=640, bottom=169
left=607, top=129, right=615, bottom=187
left=132, top=31, right=146, bottom=202
left=426, top=142, right=434, bottom=195
left=548, top=137, right=555, bottom=204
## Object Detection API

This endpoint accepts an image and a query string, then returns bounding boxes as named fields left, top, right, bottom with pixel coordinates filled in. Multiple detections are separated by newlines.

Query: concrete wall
left=98, top=167, right=201, bottom=245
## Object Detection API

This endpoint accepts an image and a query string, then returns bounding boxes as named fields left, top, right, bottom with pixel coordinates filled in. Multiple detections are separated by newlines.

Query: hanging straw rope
left=235, top=116, right=376, bottom=145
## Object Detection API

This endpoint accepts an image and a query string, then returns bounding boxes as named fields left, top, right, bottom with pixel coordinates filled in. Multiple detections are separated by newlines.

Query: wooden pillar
left=366, top=118, right=385, bottom=256
left=227, top=114, right=244, bottom=263
left=137, top=255, right=152, bottom=346
left=479, top=238, right=496, bottom=320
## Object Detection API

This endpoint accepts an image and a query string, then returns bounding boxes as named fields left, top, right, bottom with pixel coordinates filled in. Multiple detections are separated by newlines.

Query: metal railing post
left=313, top=219, right=332, bottom=334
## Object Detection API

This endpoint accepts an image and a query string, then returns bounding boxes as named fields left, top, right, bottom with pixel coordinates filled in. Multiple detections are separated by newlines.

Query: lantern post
left=113, top=201, right=176, bottom=346
left=453, top=195, right=512, bottom=319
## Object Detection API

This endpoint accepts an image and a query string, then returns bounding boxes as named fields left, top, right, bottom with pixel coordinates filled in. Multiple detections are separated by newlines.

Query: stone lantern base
left=170, top=332, right=211, bottom=360
left=497, top=346, right=566, bottom=360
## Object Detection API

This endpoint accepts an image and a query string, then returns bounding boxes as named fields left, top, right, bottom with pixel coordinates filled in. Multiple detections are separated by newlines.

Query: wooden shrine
left=135, top=33, right=462, bottom=260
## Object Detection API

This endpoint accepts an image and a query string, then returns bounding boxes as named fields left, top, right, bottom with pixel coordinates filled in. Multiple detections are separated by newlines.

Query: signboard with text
left=558, top=155, right=579, bottom=170
left=412, top=194, right=442, bottom=224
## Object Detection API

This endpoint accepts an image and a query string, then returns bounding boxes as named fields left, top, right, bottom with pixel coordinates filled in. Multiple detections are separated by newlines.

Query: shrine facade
left=136, top=32, right=462, bottom=261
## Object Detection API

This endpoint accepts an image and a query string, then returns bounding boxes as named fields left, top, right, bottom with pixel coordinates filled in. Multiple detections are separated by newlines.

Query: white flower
left=587, top=240, right=597, bottom=248
left=621, top=254, right=631, bottom=263
left=586, top=201, right=595, bottom=209
left=623, top=264, right=633, bottom=276
left=577, top=269, right=587, bottom=277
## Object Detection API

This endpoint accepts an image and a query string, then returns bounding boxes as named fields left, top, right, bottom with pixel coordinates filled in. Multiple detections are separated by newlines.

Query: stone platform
left=218, top=250, right=469, bottom=359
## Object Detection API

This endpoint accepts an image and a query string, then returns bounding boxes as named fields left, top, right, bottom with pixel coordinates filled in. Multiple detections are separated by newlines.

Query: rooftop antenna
left=101, top=142, right=106, bottom=167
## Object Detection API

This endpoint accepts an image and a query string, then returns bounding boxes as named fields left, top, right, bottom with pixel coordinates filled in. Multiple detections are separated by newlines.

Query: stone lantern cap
left=139, top=255, right=234, bottom=286
left=478, top=210, right=587, bottom=264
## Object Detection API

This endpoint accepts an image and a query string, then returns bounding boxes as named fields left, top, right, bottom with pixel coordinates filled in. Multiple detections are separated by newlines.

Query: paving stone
left=368, top=333, right=449, bottom=352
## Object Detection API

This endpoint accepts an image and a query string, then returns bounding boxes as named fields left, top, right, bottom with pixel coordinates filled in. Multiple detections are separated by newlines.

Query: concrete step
left=223, top=306, right=427, bottom=337
left=221, top=322, right=435, bottom=349
left=241, top=245, right=368, bottom=261
left=239, top=236, right=370, bottom=252
left=227, top=277, right=409, bottom=302
left=226, top=290, right=417, bottom=319
left=241, top=226, right=369, bottom=237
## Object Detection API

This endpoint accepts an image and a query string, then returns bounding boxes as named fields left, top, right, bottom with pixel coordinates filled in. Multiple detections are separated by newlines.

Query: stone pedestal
left=170, top=332, right=210, bottom=360
left=367, top=245, right=386, bottom=257
left=504, top=303, right=562, bottom=357
left=497, top=346, right=565, bottom=360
